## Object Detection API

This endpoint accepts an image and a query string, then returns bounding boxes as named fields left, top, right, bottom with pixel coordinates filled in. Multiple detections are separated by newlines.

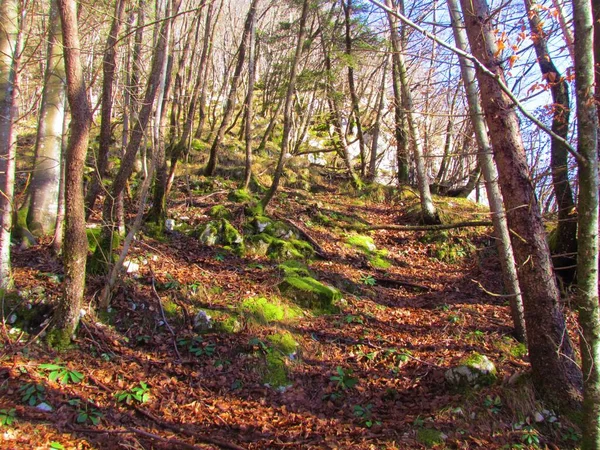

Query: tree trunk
left=385, top=0, right=439, bottom=224
left=459, top=0, right=582, bottom=408
left=0, top=0, right=19, bottom=290
left=84, top=0, right=127, bottom=218
left=27, top=0, right=65, bottom=237
left=343, top=0, right=367, bottom=178
left=572, top=0, right=600, bottom=445
left=367, top=54, right=388, bottom=181
left=260, top=0, right=310, bottom=209
left=243, top=6, right=257, bottom=190
left=525, top=0, right=577, bottom=284
left=204, top=0, right=259, bottom=176
left=52, top=0, right=92, bottom=345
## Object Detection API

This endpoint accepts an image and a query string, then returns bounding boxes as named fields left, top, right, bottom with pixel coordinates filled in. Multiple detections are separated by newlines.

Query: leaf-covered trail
left=1, top=186, right=560, bottom=449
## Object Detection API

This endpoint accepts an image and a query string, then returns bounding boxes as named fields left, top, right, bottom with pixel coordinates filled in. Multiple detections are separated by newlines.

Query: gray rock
left=36, top=402, right=53, bottom=412
left=193, top=310, right=212, bottom=332
left=199, top=224, right=219, bottom=246
left=445, top=353, right=497, bottom=388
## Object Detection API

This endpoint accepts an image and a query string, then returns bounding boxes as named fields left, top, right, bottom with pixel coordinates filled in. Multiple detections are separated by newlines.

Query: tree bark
left=204, top=0, right=259, bottom=176
left=52, top=0, right=92, bottom=344
left=242, top=5, right=257, bottom=190
left=27, top=0, right=65, bottom=237
left=459, top=0, right=582, bottom=408
left=367, top=54, right=388, bottom=181
left=0, top=0, right=19, bottom=290
left=572, top=0, right=600, bottom=445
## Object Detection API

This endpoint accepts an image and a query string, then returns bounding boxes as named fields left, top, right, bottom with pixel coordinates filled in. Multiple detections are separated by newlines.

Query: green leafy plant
left=39, top=363, right=84, bottom=385
left=345, top=314, right=364, bottom=324
left=360, top=274, right=376, bottom=286
left=484, top=395, right=502, bottom=414
left=187, top=280, right=202, bottom=294
left=116, top=382, right=150, bottom=405
left=49, top=442, right=65, bottom=450
left=178, top=336, right=216, bottom=357
left=162, top=274, right=181, bottom=290
left=19, top=383, right=46, bottom=405
left=215, top=253, right=225, bottom=262
left=520, top=425, right=540, bottom=447
left=353, top=403, right=380, bottom=428
left=330, top=366, right=358, bottom=390
left=68, top=399, right=104, bottom=426
left=0, top=408, right=15, bottom=427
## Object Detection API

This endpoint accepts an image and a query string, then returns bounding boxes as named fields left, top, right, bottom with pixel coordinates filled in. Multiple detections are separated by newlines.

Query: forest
left=0, top=0, right=598, bottom=448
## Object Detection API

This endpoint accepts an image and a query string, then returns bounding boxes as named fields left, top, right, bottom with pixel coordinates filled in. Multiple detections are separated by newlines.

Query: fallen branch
left=374, top=277, right=429, bottom=291
left=342, top=220, right=492, bottom=232
left=273, top=214, right=328, bottom=258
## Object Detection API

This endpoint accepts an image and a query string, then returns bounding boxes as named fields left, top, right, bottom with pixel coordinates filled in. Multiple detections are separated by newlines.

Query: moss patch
left=278, top=260, right=311, bottom=277
left=240, top=297, right=300, bottom=324
left=198, top=219, right=244, bottom=254
left=346, top=235, right=377, bottom=253
left=209, top=205, right=232, bottom=220
left=263, top=352, right=289, bottom=387
left=278, top=276, right=341, bottom=311
left=228, top=189, right=254, bottom=203
left=267, top=332, right=298, bottom=355
left=416, top=428, right=444, bottom=448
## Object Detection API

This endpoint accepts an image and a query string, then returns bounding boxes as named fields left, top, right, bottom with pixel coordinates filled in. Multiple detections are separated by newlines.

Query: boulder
left=445, top=353, right=497, bottom=388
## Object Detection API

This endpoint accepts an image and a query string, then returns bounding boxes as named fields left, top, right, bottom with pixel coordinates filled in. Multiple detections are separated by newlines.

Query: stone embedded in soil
left=444, top=353, right=497, bottom=388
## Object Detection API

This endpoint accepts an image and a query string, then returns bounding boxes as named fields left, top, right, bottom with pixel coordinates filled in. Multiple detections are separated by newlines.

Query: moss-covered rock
left=278, top=260, right=311, bottom=277
left=347, top=234, right=377, bottom=252
left=267, top=332, right=298, bottom=355
left=198, top=219, right=244, bottom=253
left=245, top=234, right=272, bottom=256
left=416, top=428, right=445, bottom=448
left=263, top=352, right=290, bottom=387
left=240, top=297, right=300, bottom=324
left=278, top=276, right=341, bottom=311
left=445, top=352, right=497, bottom=388
left=209, top=205, right=232, bottom=220
left=228, top=189, right=254, bottom=203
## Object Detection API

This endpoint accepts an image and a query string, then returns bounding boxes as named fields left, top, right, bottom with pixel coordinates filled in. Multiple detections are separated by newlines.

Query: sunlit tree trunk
left=367, top=54, right=388, bottom=181
left=459, top=0, right=582, bottom=408
left=0, top=0, right=19, bottom=290
left=261, top=0, right=309, bottom=209
left=572, top=0, right=600, bottom=445
left=204, top=0, right=259, bottom=176
left=52, top=0, right=92, bottom=345
left=385, top=0, right=439, bottom=224
left=242, top=4, right=257, bottom=190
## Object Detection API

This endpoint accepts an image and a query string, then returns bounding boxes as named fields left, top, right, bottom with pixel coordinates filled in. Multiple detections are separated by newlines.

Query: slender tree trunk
left=459, top=0, right=582, bottom=408
left=52, top=101, right=68, bottom=255
left=367, top=54, right=388, bottom=181
left=385, top=0, right=439, bottom=224
left=343, top=0, right=367, bottom=178
left=525, top=0, right=577, bottom=283
left=243, top=6, right=257, bottom=189
left=52, top=0, right=92, bottom=345
left=204, top=0, right=259, bottom=176
left=27, top=0, right=65, bottom=237
left=0, top=0, right=19, bottom=290
left=260, top=0, right=309, bottom=209
left=572, top=0, right=600, bottom=445
left=84, top=0, right=127, bottom=218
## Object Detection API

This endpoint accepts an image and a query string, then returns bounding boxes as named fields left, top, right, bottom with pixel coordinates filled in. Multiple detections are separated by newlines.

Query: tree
left=384, top=0, right=439, bottom=224
left=571, top=0, right=600, bottom=445
left=260, top=0, right=310, bottom=209
left=447, top=0, right=525, bottom=342
left=458, top=0, right=582, bottom=409
left=51, top=0, right=93, bottom=345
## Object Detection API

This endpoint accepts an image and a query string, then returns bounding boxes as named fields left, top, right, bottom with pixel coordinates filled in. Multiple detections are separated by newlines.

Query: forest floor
left=0, top=177, right=581, bottom=449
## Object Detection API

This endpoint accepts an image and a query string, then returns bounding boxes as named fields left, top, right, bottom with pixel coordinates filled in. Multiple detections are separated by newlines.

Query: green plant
left=520, top=425, right=540, bottom=447
left=561, top=426, right=581, bottom=443
left=353, top=403, right=380, bottom=428
left=68, top=399, right=104, bottom=425
left=484, top=395, right=502, bottom=414
left=0, top=408, right=15, bottom=427
left=360, top=274, right=376, bottom=286
left=330, top=366, right=358, bottom=390
left=116, top=382, right=150, bottom=405
left=39, top=363, right=84, bottom=385
left=49, top=442, right=65, bottom=450
left=162, top=274, right=181, bottom=290
left=345, top=314, right=364, bottom=324
left=19, top=383, right=46, bottom=405
left=177, top=336, right=216, bottom=357
left=215, top=253, right=225, bottom=262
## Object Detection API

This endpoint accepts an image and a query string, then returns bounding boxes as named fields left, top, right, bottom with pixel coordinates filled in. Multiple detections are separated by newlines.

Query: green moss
left=263, top=352, right=289, bottom=387
left=198, top=219, right=244, bottom=254
left=244, top=202, right=264, bottom=217
left=209, top=205, right=232, bottom=220
left=228, top=189, right=254, bottom=203
left=347, top=234, right=377, bottom=252
left=46, top=328, right=73, bottom=350
left=267, top=332, right=298, bottom=355
left=87, top=231, right=121, bottom=275
left=278, top=276, right=341, bottom=311
left=86, top=227, right=102, bottom=253
left=369, top=253, right=391, bottom=269
left=163, top=300, right=178, bottom=318
left=240, top=297, right=299, bottom=324
left=416, top=428, right=444, bottom=447
left=144, top=221, right=167, bottom=241
left=199, top=309, right=242, bottom=333
left=278, top=260, right=311, bottom=277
